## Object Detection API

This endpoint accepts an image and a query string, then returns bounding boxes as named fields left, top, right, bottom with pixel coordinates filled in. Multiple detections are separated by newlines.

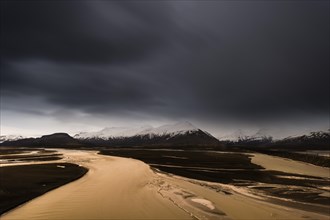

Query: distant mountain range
left=0, top=135, right=25, bottom=144
left=0, top=133, right=82, bottom=147
left=275, top=130, right=330, bottom=148
left=222, top=129, right=329, bottom=149
left=218, top=129, right=272, bottom=142
left=75, top=122, right=199, bottom=139
left=74, top=122, right=220, bottom=146
left=0, top=122, right=220, bottom=147
left=1, top=122, right=328, bottom=149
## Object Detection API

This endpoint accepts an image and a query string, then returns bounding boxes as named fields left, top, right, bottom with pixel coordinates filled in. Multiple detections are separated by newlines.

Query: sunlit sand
left=1, top=149, right=329, bottom=220
left=251, top=153, right=330, bottom=178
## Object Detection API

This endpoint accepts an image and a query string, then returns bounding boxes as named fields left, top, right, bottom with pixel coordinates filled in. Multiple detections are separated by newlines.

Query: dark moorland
left=100, top=148, right=330, bottom=213
left=0, top=163, right=87, bottom=215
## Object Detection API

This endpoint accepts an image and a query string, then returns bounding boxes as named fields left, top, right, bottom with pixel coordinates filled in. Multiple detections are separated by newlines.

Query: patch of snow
left=0, top=135, right=25, bottom=143
left=250, top=128, right=272, bottom=140
left=190, top=198, right=215, bottom=210
left=219, top=128, right=330, bottom=142
left=218, top=128, right=273, bottom=142
left=217, top=129, right=253, bottom=141
left=141, top=121, right=198, bottom=137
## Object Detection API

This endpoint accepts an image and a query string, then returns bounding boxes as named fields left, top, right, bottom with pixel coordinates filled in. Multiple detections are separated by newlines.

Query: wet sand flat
left=1, top=149, right=329, bottom=220
left=251, top=153, right=330, bottom=178
left=1, top=150, right=191, bottom=220
left=159, top=174, right=329, bottom=220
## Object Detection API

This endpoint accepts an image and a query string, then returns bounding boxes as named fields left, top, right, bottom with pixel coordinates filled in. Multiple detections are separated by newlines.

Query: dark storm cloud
left=2, top=1, right=172, bottom=63
left=1, top=1, right=329, bottom=125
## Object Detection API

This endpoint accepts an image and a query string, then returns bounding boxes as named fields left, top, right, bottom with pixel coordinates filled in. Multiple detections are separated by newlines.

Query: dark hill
left=1, top=133, right=83, bottom=147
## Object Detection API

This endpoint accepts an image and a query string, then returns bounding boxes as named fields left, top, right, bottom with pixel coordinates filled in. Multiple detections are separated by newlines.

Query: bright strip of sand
left=250, top=153, right=330, bottom=178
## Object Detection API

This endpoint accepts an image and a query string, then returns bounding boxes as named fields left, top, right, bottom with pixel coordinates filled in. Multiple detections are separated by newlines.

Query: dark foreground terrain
left=0, top=148, right=62, bottom=164
left=1, top=146, right=329, bottom=217
left=100, top=148, right=330, bottom=213
left=0, top=163, right=87, bottom=215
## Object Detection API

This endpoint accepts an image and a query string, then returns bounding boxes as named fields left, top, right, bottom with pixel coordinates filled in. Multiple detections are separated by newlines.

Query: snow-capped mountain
left=219, top=128, right=329, bottom=149
left=75, top=125, right=153, bottom=140
left=0, top=135, right=25, bottom=143
left=218, top=129, right=272, bottom=142
left=74, top=122, right=220, bottom=146
left=75, top=121, right=199, bottom=140
left=278, top=130, right=329, bottom=147
left=218, top=129, right=250, bottom=141
left=249, top=128, right=273, bottom=141
left=309, top=130, right=330, bottom=139
left=145, top=122, right=199, bottom=137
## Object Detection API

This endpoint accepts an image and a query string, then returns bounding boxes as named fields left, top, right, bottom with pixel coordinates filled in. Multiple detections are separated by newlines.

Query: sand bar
left=251, top=153, right=330, bottom=178
left=1, top=149, right=329, bottom=220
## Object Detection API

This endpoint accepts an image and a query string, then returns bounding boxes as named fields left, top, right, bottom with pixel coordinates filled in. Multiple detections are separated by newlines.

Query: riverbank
left=0, top=162, right=87, bottom=214
left=1, top=149, right=329, bottom=219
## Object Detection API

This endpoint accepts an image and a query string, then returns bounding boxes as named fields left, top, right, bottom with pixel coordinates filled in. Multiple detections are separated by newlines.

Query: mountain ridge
left=1, top=123, right=328, bottom=148
left=74, top=121, right=199, bottom=140
left=221, top=130, right=329, bottom=149
left=0, top=133, right=82, bottom=147
left=0, top=135, right=25, bottom=144
left=1, top=122, right=220, bottom=147
left=74, top=122, right=220, bottom=146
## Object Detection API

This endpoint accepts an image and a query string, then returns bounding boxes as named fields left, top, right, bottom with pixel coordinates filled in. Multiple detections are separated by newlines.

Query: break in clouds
left=1, top=1, right=329, bottom=136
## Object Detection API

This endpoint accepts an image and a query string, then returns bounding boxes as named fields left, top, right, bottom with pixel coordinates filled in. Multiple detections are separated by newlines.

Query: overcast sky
left=1, top=1, right=329, bottom=137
